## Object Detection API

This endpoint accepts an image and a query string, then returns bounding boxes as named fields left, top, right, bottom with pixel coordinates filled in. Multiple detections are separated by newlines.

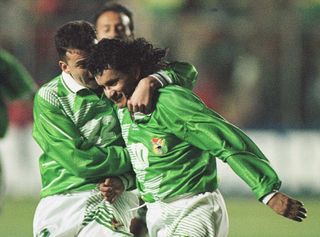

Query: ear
left=59, top=60, right=69, bottom=73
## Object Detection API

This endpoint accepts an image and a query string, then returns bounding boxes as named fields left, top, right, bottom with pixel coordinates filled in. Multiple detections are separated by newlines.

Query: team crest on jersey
left=151, top=138, right=168, bottom=155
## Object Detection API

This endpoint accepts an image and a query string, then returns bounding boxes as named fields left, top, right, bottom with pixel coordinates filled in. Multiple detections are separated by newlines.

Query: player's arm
left=128, top=62, right=198, bottom=113
left=159, top=88, right=280, bottom=199
left=32, top=92, right=132, bottom=178
left=158, top=88, right=307, bottom=221
left=149, top=62, right=198, bottom=89
left=0, top=49, right=37, bottom=100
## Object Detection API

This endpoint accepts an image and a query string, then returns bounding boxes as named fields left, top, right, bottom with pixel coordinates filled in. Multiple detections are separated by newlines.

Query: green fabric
left=32, top=62, right=198, bottom=198
left=118, top=85, right=281, bottom=203
left=0, top=49, right=36, bottom=137
left=33, top=75, right=132, bottom=197
left=163, top=62, right=198, bottom=89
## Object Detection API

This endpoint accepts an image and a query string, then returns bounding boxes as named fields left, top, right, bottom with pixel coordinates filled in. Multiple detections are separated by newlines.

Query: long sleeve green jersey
left=117, top=85, right=281, bottom=203
left=0, top=49, right=36, bottom=137
left=33, top=62, right=198, bottom=198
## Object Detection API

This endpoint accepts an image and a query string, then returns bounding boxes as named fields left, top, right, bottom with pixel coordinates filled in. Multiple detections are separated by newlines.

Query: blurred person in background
left=0, top=48, right=37, bottom=209
left=94, top=1, right=133, bottom=41
left=89, top=38, right=307, bottom=237
left=32, top=19, right=197, bottom=236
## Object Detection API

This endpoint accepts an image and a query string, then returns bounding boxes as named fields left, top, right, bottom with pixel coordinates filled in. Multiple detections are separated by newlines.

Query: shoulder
left=155, top=85, right=207, bottom=119
left=168, top=61, right=198, bottom=75
left=36, top=75, right=62, bottom=107
left=158, top=85, right=204, bottom=107
left=156, top=85, right=224, bottom=121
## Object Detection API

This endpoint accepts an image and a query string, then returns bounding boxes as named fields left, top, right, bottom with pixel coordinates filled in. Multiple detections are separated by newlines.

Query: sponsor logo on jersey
left=151, top=138, right=168, bottom=155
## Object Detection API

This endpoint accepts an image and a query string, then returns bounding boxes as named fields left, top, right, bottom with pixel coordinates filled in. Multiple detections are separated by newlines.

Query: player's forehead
left=98, top=11, right=130, bottom=26
left=65, top=49, right=88, bottom=63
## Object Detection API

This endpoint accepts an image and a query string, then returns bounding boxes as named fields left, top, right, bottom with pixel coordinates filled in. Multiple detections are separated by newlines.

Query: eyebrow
left=106, top=77, right=119, bottom=86
left=75, top=59, right=87, bottom=67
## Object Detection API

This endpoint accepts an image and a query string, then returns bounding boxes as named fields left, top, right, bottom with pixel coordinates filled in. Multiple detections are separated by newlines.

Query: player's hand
left=267, top=192, right=307, bottom=222
left=99, top=177, right=124, bottom=203
left=128, top=76, right=161, bottom=114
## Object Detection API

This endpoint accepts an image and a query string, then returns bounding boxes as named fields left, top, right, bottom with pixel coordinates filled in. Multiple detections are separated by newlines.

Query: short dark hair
left=93, top=2, right=134, bottom=32
left=55, top=20, right=96, bottom=61
left=87, top=38, right=167, bottom=78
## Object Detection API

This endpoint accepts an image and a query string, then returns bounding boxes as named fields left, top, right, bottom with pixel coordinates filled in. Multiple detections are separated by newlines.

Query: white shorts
left=33, top=189, right=139, bottom=237
left=146, top=190, right=229, bottom=237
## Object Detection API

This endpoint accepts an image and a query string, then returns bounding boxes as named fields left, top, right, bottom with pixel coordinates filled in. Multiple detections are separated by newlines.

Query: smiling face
left=59, top=49, right=98, bottom=90
left=95, top=68, right=139, bottom=108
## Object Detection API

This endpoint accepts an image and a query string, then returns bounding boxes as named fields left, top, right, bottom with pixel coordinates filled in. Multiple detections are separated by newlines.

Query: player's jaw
left=107, top=90, right=128, bottom=108
left=83, top=76, right=99, bottom=90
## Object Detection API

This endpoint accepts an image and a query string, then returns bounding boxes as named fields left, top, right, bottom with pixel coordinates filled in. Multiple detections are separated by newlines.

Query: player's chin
left=86, top=80, right=99, bottom=90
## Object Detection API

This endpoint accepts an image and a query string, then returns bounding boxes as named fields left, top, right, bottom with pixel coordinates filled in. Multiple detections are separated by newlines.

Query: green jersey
left=33, top=62, right=198, bottom=198
left=118, top=86, right=281, bottom=203
left=0, top=49, right=36, bottom=137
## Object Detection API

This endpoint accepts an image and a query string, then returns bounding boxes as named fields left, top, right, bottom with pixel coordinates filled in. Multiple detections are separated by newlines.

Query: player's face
left=96, top=11, right=132, bottom=41
left=95, top=68, right=138, bottom=108
left=59, top=49, right=98, bottom=90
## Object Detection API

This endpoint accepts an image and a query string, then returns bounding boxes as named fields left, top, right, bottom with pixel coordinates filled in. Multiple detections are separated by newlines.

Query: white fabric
left=145, top=190, right=229, bottom=237
left=61, top=71, right=86, bottom=93
left=33, top=190, right=138, bottom=237
left=261, top=191, right=278, bottom=204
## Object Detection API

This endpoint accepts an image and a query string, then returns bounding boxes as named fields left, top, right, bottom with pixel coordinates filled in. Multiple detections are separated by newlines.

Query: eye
left=106, top=78, right=119, bottom=87
left=76, top=60, right=87, bottom=69
left=116, top=25, right=124, bottom=31
left=104, top=26, right=110, bottom=33
left=109, top=81, right=117, bottom=87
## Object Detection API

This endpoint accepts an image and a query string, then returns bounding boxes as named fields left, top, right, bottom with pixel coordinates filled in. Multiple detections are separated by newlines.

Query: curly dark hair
left=55, top=20, right=96, bottom=61
left=93, top=2, right=134, bottom=32
left=87, top=38, right=168, bottom=78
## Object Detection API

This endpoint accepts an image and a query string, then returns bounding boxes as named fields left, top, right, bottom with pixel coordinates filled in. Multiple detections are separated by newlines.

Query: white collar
left=61, top=71, right=86, bottom=93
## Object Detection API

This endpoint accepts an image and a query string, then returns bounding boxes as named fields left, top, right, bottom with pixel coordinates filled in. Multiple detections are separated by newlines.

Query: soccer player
left=32, top=20, right=197, bottom=236
left=94, top=3, right=195, bottom=235
left=87, top=38, right=307, bottom=237
left=0, top=48, right=37, bottom=209
left=94, top=2, right=133, bottom=41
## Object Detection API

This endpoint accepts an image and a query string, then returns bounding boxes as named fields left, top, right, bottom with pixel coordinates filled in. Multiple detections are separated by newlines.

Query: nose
left=104, top=88, right=114, bottom=99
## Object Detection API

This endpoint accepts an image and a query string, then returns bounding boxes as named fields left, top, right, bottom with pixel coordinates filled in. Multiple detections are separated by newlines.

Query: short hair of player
left=55, top=20, right=96, bottom=61
left=87, top=38, right=168, bottom=78
left=93, top=2, right=134, bottom=32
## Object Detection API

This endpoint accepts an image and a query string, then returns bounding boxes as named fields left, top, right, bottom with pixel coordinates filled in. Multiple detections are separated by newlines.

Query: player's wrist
left=261, top=191, right=278, bottom=205
left=148, top=71, right=171, bottom=87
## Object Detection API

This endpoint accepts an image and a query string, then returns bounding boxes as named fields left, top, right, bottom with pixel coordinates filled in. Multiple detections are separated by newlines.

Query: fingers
left=268, top=192, right=307, bottom=222
left=102, top=188, right=121, bottom=203
left=291, top=207, right=307, bottom=222
left=283, top=198, right=307, bottom=222
left=98, top=177, right=124, bottom=203
left=104, top=178, right=112, bottom=186
left=127, top=100, right=147, bottom=113
left=99, top=185, right=117, bottom=203
left=103, top=190, right=116, bottom=203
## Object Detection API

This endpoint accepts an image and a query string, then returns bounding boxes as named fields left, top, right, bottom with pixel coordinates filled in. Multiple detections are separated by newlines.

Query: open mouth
left=111, top=92, right=127, bottom=106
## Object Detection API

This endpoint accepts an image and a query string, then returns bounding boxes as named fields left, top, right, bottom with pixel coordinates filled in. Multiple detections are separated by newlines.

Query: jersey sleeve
left=32, top=91, right=133, bottom=178
left=150, top=62, right=198, bottom=90
left=157, top=87, right=281, bottom=199
left=0, top=49, right=36, bottom=100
